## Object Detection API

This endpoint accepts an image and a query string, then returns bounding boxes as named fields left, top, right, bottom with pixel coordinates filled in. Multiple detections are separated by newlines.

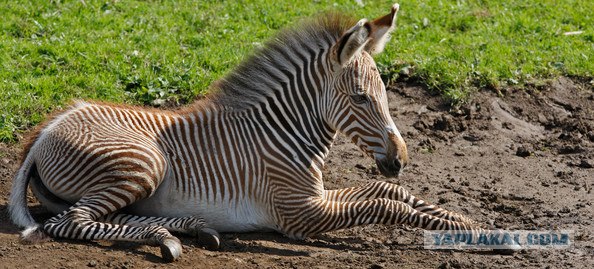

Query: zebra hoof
left=492, top=230, right=522, bottom=255
left=494, top=242, right=522, bottom=255
left=197, top=228, right=220, bottom=250
left=160, top=237, right=183, bottom=262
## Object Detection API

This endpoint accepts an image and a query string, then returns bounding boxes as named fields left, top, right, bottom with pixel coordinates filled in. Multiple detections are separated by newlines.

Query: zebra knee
left=180, top=216, right=207, bottom=234
left=42, top=209, right=91, bottom=238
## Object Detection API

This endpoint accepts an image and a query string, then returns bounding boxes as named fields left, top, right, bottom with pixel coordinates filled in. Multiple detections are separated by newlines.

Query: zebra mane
left=202, top=13, right=358, bottom=110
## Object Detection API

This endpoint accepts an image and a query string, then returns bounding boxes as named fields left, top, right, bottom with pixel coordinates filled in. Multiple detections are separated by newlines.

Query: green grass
left=1, top=0, right=592, bottom=142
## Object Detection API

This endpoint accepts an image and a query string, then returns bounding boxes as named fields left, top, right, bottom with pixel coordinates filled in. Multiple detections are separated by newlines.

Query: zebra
left=9, top=4, right=516, bottom=262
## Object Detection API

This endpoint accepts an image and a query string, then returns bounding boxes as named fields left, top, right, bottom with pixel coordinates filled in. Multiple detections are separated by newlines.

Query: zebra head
left=327, top=4, right=408, bottom=177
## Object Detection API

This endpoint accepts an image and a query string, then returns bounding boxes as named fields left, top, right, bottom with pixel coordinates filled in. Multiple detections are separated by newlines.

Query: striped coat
left=10, top=4, right=516, bottom=262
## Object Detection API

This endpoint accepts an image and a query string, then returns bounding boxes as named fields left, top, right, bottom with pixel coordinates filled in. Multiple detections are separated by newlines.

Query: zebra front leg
left=37, top=195, right=183, bottom=262
left=324, top=181, right=479, bottom=226
left=280, top=197, right=519, bottom=251
left=280, top=198, right=478, bottom=239
left=101, top=213, right=221, bottom=250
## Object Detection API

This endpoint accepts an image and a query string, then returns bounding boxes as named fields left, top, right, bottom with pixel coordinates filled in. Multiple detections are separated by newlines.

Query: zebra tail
left=8, top=156, right=49, bottom=243
left=9, top=155, right=37, bottom=227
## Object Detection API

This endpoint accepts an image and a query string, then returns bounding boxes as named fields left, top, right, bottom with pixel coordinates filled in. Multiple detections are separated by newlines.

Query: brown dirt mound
left=1, top=77, right=592, bottom=268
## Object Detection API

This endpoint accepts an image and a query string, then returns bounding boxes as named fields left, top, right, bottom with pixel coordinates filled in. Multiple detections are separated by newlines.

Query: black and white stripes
left=9, top=4, right=510, bottom=262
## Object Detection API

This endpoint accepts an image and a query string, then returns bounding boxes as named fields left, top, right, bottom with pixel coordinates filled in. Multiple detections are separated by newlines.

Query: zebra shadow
left=212, top=232, right=515, bottom=257
left=0, top=203, right=19, bottom=235
left=206, top=232, right=373, bottom=257
left=2, top=204, right=410, bottom=258
left=0, top=204, right=166, bottom=262
left=1, top=205, right=505, bottom=259
left=0, top=203, right=53, bottom=235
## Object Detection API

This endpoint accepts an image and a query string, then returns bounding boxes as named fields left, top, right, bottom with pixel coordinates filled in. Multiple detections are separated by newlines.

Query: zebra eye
left=350, top=94, right=369, bottom=105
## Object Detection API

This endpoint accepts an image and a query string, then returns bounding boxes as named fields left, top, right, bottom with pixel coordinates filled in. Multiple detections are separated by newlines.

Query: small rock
left=516, top=146, right=532, bottom=157
left=558, top=132, right=572, bottom=140
left=588, top=131, right=594, bottom=142
left=417, top=105, right=429, bottom=115
left=87, top=260, right=97, bottom=267
left=367, top=166, right=380, bottom=175
left=413, top=119, right=430, bottom=131
left=462, top=134, right=482, bottom=142
left=558, top=145, right=585, bottom=154
left=438, top=262, right=450, bottom=269
left=438, top=260, right=462, bottom=269
left=555, top=170, right=573, bottom=179
left=369, top=264, right=384, bottom=269
left=422, top=17, right=430, bottom=27
left=578, top=159, right=593, bottom=169
left=502, top=121, right=514, bottom=130
left=433, top=115, right=453, bottom=131
left=559, top=207, right=570, bottom=214
left=354, top=164, right=366, bottom=170
left=537, top=113, right=548, bottom=124
left=544, top=210, right=556, bottom=217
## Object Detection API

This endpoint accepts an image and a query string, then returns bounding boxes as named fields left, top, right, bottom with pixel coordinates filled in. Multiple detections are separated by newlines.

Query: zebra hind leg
left=38, top=193, right=183, bottom=262
left=101, top=213, right=221, bottom=250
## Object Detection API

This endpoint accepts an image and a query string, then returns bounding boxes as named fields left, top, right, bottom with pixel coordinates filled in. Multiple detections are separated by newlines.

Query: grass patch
left=1, top=0, right=592, bottom=142
left=380, top=0, right=593, bottom=103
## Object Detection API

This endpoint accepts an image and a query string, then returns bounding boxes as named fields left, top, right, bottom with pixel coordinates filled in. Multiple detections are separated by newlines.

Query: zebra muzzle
left=375, top=131, right=408, bottom=177
left=376, top=157, right=404, bottom=177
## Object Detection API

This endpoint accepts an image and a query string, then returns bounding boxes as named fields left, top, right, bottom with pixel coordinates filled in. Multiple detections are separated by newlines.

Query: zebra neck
left=184, top=105, right=335, bottom=167
left=254, top=80, right=336, bottom=155
left=253, top=102, right=335, bottom=159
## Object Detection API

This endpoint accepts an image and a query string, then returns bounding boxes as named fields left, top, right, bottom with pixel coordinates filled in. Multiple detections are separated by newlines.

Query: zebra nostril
left=392, top=159, right=401, bottom=172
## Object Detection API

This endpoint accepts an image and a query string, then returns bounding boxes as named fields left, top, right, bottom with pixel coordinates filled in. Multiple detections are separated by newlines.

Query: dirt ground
left=0, top=77, right=592, bottom=268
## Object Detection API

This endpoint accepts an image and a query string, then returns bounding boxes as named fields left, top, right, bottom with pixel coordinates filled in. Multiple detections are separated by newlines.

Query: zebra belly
left=126, top=181, right=277, bottom=233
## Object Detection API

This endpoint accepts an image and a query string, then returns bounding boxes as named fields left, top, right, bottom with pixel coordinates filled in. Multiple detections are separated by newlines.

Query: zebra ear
left=364, top=3, right=400, bottom=55
left=333, top=19, right=370, bottom=66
